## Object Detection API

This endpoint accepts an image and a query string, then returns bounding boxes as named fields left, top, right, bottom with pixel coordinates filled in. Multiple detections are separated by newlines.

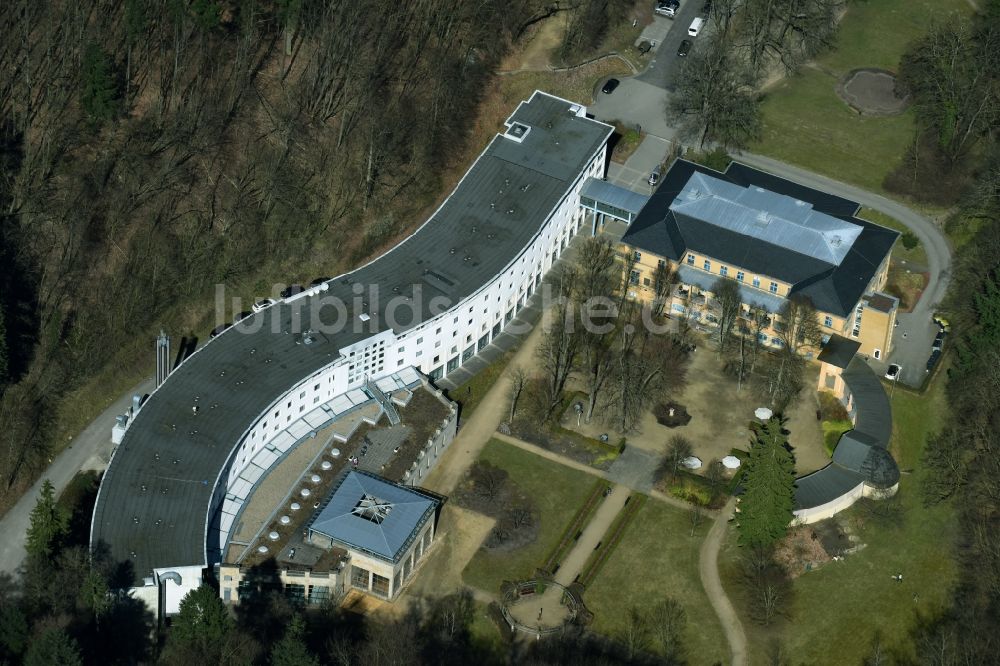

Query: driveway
left=589, top=79, right=673, bottom=139
left=0, top=377, right=156, bottom=575
left=607, top=134, right=673, bottom=192
left=636, top=2, right=706, bottom=91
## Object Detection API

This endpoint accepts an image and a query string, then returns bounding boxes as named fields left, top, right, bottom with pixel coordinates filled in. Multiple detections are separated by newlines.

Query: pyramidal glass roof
left=670, top=172, right=863, bottom=265
left=309, top=471, right=438, bottom=562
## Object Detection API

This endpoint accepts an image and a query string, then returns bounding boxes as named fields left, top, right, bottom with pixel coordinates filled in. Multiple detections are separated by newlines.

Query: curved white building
left=90, top=91, right=613, bottom=614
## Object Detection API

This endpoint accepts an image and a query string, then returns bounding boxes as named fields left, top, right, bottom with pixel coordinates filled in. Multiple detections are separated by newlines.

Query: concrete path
left=699, top=498, right=748, bottom=666
left=553, top=485, right=629, bottom=587
left=493, top=432, right=705, bottom=515
left=0, top=377, right=156, bottom=575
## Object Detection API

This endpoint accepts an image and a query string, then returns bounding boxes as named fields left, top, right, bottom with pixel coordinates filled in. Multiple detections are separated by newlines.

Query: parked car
left=654, top=0, right=680, bottom=18
left=926, top=350, right=942, bottom=372
left=701, top=0, right=712, bottom=17
left=210, top=323, right=231, bottom=339
left=601, top=78, right=620, bottom=94
left=648, top=166, right=662, bottom=186
left=677, top=39, right=692, bottom=57
left=280, top=284, right=304, bottom=298
left=884, top=364, right=902, bottom=381
left=252, top=298, right=276, bottom=313
left=310, top=277, right=332, bottom=287
left=932, top=330, right=946, bottom=351
left=688, top=16, right=705, bottom=36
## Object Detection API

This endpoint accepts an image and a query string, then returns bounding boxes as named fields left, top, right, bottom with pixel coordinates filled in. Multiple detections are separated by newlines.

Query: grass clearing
left=860, top=207, right=929, bottom=267
left=821, top=419, right=853, bottom=457
left=462, top=438, right=600, bottom=594
left=447, top=353, right=512, bottom=422
left=585, top=500, right=728, bottom=663
left=752, top=0, right=973, bottom=195
left=720, top=374, right=956, bottom=665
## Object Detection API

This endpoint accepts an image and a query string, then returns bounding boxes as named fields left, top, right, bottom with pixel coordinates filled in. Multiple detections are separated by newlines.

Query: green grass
left=752, top=0, right=973, bottom=195
left=468, top=601, right=507, bottom=659
left=585, top=500, right=728, bottom=664
left=578, top=493, right=647, bottom=586
left=859, top=207, right=930, bottom=267
left=448, top=354, right=512, bottom=421
left=720, top=373, right=956, bottom=665
left=462, top=438, right=601, bottom=593
left=821, top=419, right=853, bottom=457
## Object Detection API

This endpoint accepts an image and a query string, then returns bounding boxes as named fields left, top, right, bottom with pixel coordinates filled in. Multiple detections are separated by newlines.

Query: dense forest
left=0, top=0, right=636, bottom=513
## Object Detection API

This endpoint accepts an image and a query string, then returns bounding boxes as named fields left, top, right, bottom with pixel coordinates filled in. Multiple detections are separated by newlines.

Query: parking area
left=886, top=313, right=943, bottom=387
left=607, top=134, right=674, bottom=192
left=636, top=0, right=707, bottom=91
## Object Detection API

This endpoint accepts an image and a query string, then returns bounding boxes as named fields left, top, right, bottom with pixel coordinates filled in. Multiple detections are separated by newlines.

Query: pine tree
left=80, top=42, right=119, bottom=123
left=24, top=628, right=82, bottom=666
left=171, top=585, right=233, bottom=653
left=737, top=417, right=796, bottom=548
left=271, top=615, right=319, bottom=666
left=25, top=479, right=69, bottom=560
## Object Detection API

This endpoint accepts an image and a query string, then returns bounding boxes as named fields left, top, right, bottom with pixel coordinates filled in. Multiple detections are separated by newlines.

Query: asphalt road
left=0, top=378, right=155, bottom=575
left=637, top=1, right=707, bottom=91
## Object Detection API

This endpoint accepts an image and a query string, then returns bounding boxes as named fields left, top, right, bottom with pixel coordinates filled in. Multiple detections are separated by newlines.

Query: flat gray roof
left=581, top=177, right=650, bottom=215
left=91, top=92, right=612, bottom=584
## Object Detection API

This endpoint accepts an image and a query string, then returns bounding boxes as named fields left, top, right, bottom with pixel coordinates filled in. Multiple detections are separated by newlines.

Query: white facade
left=207, top=112, right=607, bottom=562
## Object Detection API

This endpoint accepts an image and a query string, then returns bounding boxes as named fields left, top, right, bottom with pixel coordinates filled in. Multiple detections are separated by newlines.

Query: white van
left=688, top=17, right=705, bottom=36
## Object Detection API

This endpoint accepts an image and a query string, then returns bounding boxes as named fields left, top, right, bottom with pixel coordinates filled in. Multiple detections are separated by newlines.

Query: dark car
left=677, top=39, right=692, bottom=57
left=310, top=276, right=332, bottom=287
left=932, top=330, right=946, bottom=351
left=210, top=323, right=232, bottom=339
left=701, top=0, right=712, bottom=17
left=280, top=284, right=304, bottom=298
left=601, top=78, right=620, bottom=94
left=926, top=349, right=942, bottom=372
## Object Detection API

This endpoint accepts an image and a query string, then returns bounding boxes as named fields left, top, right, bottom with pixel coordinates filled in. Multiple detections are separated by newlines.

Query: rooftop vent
left=352, top=494, right=393, bottom=524
left=505, top=122, right=531, bottom=143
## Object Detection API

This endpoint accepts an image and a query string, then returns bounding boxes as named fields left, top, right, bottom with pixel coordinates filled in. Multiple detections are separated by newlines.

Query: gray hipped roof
left=676, top=265, right=785, bottom=313
left=817, top=334, right=862, bottom=369
left=621, top=160, right=898, bottom=318
left=309, top=471, right=439, bottom=563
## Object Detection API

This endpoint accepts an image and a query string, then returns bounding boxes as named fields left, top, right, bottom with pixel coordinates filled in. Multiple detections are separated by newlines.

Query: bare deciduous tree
left=712, top=276, right=742, bottom=354
left=506, top=365, right=528, bottom=423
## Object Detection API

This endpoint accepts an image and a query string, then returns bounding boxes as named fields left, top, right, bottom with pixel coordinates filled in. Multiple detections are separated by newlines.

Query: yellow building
left=619, top=159, right=899, bottom=360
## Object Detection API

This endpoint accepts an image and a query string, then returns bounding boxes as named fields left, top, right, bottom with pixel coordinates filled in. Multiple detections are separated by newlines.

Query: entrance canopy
left=580, top=177, right=649, bottom=224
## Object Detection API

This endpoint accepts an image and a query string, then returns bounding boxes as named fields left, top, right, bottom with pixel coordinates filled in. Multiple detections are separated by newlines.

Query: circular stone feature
left=331, top=448, right=341, bottom=458
left=268, top=531, right=280, bottom=541
left=321, top=461, right=332, bottom=470
left=300, top=488, right=311, bottom=498
left=290, top=502, right=301, bottom=511
left=310, top=474, right=321, bottom=484
left=279, top=515, right=291, bottom=525
left=837, top=68, right=910, bottom=116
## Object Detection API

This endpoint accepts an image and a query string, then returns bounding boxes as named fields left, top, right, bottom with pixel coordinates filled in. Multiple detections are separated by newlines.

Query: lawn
left=719, top=373, right=956, bottom=665
left=752, top=0, right=973, bottom=195
left=447, top=353, right=512, bottom=422
left=462, top=438, right=601, bottom=594
left=585, top=501, right=728, bottom=664
left=859, top=207, right=929, bottom=267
